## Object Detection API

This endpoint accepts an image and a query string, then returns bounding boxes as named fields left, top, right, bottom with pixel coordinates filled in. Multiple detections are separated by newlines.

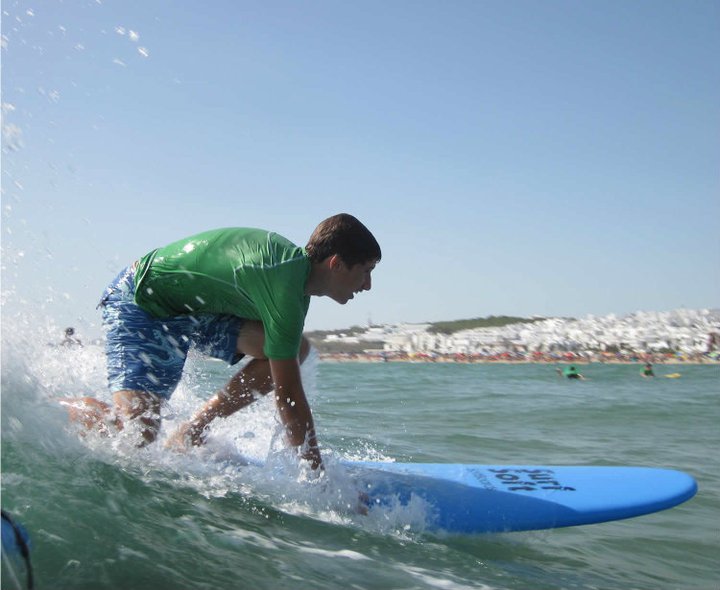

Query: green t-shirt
left=133, top=228, right=311, bottom=359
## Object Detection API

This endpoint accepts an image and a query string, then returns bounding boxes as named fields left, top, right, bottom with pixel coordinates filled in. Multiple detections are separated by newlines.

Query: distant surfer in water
left=563, top=366, right=585, bottom=380
left=641, top=363, right=655, bottom=377
left=60, top=326, right=83, bottom=347
left=62, top=214, right=381, bottom=471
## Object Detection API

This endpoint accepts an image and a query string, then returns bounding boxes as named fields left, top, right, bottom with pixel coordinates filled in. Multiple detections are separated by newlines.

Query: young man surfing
left=63, top=213, right=381, bottom=470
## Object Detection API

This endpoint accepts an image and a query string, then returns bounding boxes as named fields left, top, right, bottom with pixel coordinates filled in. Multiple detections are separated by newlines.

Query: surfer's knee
left=236, top=320, right=266, bottom=359
left=113, top=390, right=162, bottom=445
left=113, top=389, right=160, bottom=416
left=60, top=397, right=122, bottom=437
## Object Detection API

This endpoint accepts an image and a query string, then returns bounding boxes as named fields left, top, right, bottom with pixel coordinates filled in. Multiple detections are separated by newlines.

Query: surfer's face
left=328, top=257, right=375, bottom=304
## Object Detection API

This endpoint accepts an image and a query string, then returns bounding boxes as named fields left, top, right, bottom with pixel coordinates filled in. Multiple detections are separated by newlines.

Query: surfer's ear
left=328, top=254, right=345, bottom=271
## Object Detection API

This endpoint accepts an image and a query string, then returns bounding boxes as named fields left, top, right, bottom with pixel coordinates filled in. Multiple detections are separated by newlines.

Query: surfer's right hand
left=164, top=429, right=188, bottom=452
left=165, top=422, right=203, bottom=451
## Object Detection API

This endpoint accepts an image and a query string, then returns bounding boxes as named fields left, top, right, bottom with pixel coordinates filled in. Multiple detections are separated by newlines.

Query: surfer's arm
left=270, top=357, right=322, bottom=470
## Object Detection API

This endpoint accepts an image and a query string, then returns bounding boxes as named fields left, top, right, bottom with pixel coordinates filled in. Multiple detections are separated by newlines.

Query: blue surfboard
left=1, top=510, right=33, bottom=590
left=343, top=462, right=697, bottom=534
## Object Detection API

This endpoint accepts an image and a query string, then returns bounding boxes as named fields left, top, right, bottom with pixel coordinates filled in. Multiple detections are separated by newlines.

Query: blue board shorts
left=99, top=265, right=245, bottom=399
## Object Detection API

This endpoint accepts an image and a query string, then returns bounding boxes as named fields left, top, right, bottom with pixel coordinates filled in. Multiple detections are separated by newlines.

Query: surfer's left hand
left=356, top=492, right=370, bottom=516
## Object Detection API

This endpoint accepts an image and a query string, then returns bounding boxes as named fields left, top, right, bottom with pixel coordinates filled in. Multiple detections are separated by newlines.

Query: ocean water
left=1, top=323, right=719, bottom=590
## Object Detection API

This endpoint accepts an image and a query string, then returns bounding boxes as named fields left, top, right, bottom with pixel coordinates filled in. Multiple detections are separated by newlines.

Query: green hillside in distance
left=427, top=315, right=546, bottom=334
left=306, top=315, right=550, bottom=342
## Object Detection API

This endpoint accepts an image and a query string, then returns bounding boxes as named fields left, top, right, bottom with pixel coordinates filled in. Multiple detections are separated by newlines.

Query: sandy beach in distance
left=318, top=351, right=718, bottom=365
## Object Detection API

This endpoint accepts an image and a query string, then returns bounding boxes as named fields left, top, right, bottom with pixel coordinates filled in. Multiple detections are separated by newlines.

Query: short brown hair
left=306, top=213, right=381, bottom=267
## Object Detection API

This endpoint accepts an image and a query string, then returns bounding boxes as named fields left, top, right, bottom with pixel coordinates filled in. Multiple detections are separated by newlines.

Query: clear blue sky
left=2, top=0, right=718, bottom=335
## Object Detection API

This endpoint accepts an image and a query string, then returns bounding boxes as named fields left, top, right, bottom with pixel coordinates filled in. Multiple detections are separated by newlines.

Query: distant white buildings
left=321, top=309, right=720, bottom=357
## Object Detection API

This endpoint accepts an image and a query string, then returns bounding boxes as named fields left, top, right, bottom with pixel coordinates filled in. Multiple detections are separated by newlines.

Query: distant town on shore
left=306, top=309, right=720, bottom=364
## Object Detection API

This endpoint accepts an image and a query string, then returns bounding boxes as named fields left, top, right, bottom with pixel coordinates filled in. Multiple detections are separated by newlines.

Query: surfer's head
left=306, top=214, right=380, bottom=305
left=306, top=213, right=381, bottom=268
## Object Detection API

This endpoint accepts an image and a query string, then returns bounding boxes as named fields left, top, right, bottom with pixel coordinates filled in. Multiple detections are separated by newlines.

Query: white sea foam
left=1, top=307, right=427, bottom=538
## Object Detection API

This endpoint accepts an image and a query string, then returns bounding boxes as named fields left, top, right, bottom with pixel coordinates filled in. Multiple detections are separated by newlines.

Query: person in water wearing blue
left=63, top=213, right=381, bottom=470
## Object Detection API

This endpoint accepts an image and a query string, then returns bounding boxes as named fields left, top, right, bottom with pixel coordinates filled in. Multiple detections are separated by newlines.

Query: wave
left=1, top=308, right=428, bottom=543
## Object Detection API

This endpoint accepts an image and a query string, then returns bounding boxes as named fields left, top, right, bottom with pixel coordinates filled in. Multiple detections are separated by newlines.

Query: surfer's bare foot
left=59, top=397, right=123, bottom=436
